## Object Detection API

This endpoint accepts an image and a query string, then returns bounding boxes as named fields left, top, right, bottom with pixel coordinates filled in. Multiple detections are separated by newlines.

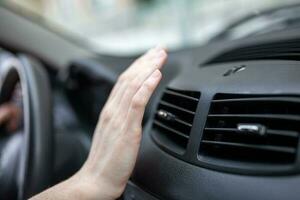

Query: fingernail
left=152, top=69, right=161, bottom=78
left=153, top=51, right=165, bottom=64
left=154, top=57, right=162, bottom=65
left=148, top=46, right=162, bottom=55
left=157, top=50, right=166, bottom=58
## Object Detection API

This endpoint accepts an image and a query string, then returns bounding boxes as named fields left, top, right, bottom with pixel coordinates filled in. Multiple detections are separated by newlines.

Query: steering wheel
left=0, top=53, right=53, bottom=200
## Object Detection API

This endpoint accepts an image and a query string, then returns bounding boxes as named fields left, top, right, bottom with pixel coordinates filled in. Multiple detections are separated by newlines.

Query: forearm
left=29, top=179, right=83, bottom=200
left=30, top=171, right=118, bottom=200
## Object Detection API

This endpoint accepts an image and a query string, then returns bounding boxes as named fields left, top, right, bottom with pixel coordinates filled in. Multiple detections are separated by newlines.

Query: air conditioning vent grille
left=205, top=39, right=300, bottom=65
left=152, top=88, right=200, bottom=155
left=200, top=94, right=299, bottom=165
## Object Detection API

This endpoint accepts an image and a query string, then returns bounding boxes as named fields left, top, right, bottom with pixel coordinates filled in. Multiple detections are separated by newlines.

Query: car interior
left=0, top=1, right=300, bottom=199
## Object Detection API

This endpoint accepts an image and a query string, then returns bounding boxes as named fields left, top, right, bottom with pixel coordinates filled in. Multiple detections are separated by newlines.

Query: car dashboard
left=1, top=5, right=300, bottom=199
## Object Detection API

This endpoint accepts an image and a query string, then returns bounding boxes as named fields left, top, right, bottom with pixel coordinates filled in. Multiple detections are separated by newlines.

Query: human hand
left=30, top=46, right=167, bottom=200
left=0, top=102, right=22, bottom=133
left=76, top=46, right=167, bottom=199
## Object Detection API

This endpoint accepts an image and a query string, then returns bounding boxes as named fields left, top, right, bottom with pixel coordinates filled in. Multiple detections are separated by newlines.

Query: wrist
left=71, top=165, right=123, bottom=200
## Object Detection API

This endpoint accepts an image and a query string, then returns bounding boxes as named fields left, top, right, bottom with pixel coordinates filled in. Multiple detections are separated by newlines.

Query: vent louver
left=201, top=94, right=300, bottom=167
left=152, top=88, right=200, bottom=155
left=205, top=39, right=300, bottom=65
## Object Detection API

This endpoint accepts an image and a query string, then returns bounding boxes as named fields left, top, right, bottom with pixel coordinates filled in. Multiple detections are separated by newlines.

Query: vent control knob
left=237, top=123, right=267, bottom=136
left=157, top=109, right=176, bottom=121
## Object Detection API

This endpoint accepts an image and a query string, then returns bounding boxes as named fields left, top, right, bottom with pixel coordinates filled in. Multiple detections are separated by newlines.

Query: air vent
left=201, top=94, right=300, bottom=167
left=205, top=39, right=300, bottom=65
left=152, top=88, right=200, bottom=155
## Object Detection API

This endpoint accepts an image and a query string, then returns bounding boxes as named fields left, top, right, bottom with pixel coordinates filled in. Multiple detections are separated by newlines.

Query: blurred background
left=3, top=0, right=300, bottom=55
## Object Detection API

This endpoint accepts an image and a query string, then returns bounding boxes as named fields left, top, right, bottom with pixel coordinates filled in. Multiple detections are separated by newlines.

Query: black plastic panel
left=123, top=182, right=159, bottom=200
left=132, top=59, right=300, bottom=200
left=147, top=60, right=300, bottom=175
left=133, top=121, right=300, bottom=200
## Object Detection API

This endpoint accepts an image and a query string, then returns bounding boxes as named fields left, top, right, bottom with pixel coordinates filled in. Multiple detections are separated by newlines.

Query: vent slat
left=212, top=97, right=300, bottom=103
left=174, top=118, right=193, bottom=127
left=202, top=140, right=296, bottom=154
left=154, top=120, right=189, bottom=139
left=152, top=88, right=200, bottom=155
left=164, top=90, right=199, bottom=102
left=208, top=114, right=300, bottom=121
left=204, top=128, right=298, bottom=138
left=159, top=100, right=196, bottom=115
left=204, top=39, right=300, bottom=64
left=224, top=47, right=300, bottom=55
left=217, top=53, right=300, bottom=61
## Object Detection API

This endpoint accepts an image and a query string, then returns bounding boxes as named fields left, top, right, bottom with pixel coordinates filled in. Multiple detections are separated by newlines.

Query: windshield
left=3, top=0, right=300, bottom=56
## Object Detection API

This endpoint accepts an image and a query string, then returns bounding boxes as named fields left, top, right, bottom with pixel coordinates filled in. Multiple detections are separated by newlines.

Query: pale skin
left=30, top=46, right=168, bottom=200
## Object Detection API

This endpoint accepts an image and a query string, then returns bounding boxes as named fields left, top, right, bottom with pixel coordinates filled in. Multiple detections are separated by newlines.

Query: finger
left=110, top=51, right=166, bottom=124
left=115, top=45, right=164, bottom=89
left=127, top=45, right=164, bottom=74
left=103, top=48, right=166, bottom=123
left=116, top=49, right=166, bottom=107
left=125, top=69, right=162, bottom=134
left=114, top=46, right=161, bottom=89
left=99, top=46, right=163, bottom=119
left=130, top=48, right=167, bottom=81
